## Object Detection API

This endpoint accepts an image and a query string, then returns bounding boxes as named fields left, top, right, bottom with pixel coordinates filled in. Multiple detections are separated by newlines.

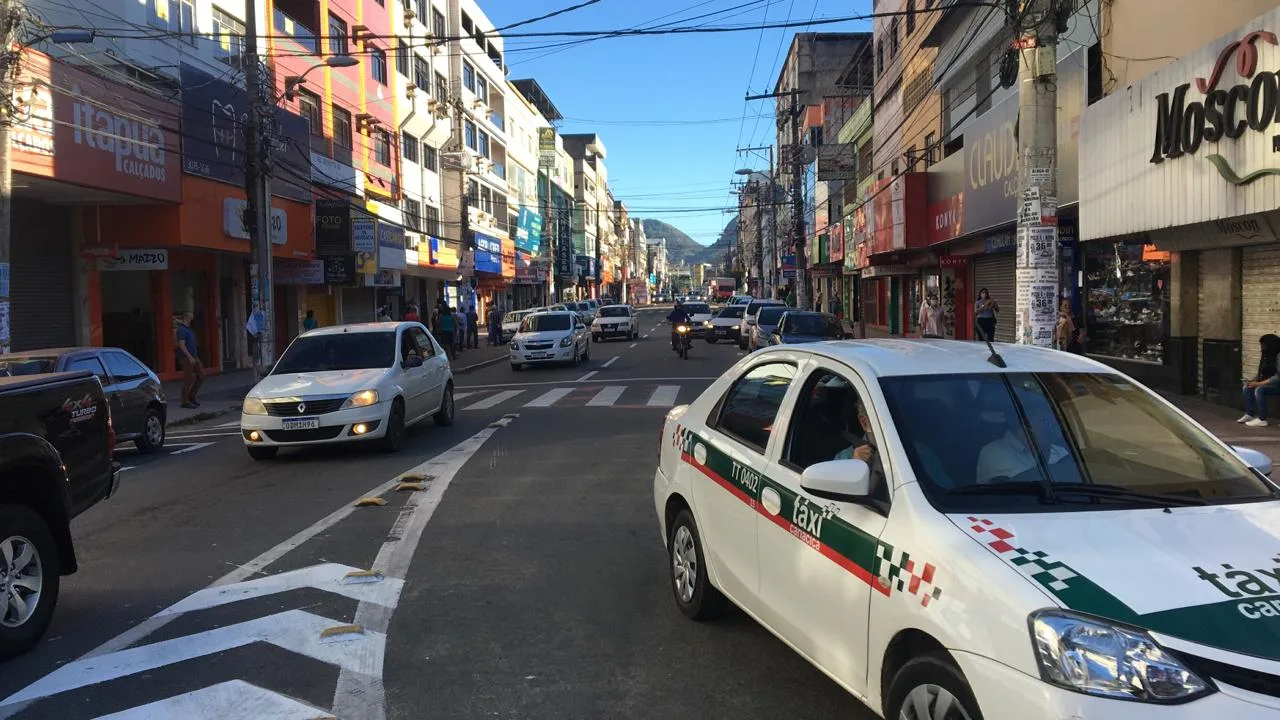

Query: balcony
left=487, top=110, right=504, bottom=131
left=273, top=8, right=318, bottom=54
left=490, top=161, right=505, bottom=180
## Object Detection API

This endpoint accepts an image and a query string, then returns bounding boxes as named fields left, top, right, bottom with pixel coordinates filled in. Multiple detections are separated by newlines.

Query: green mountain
left=642, top=218, right=735, bottom=271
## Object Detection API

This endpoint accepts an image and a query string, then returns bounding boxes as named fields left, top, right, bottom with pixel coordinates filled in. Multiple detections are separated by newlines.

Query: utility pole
left=243, top=0, right=274, bottom=377
left=543, top=171, right=553, bottom=305
left=0, top=0, right=21, bottom=354
left=788, top=93, right=808, bottom=310
left=737, top=144, right=775, bottom=300
left=1013, top=0, right=1060, bottom=346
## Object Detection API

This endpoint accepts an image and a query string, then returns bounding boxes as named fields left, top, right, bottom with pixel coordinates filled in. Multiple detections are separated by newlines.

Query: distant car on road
left=705, top=304, right=746, bottom=344
left=763, top=311, right=846, bottom=346
left=0, top=347, right=166, bottom=453
left=747, top=306, right=789, bottom=351
left=591, top=304, right=639, bottom=342
left=654, top=339, right=1279, bottom=720
left=678, top=302, right=714, bottom=338
left=510, top=311, right=590, bottom=370
left=501, top=308, right=545, bottom=343
left=240, top=322, right=455, bottom=460
left=729, top=295, right=753, bottom=306
left=738, top=299, right=785, bottom=349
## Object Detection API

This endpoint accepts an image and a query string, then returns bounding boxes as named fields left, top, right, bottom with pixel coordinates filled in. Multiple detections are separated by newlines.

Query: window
left=477, top=130, right=490, bottom=158
left=713, top=362, right=797, bottom=451
left=875, top=41, right=883, bottom=76
left=461, top=10, right=473, bottom=34
left=1084, top=240, right=1169, bottom=363
left=422, top=143, right=437, bottom=171
left=297, top=90, right=323, bottom=136
left=906, top=0, right=915, bottom=34
left=403, top=198, right=422, bottom=230
left=371, top=48, right=388, bottom=84
left=373, top=129, right=391, bottom=165
left=475, top=75, right=488, bottom=104
left=410, top=328, right=436, bottom=357
left=890, top=18, right=900, bottom=57
left=463, top=120, right=477, bottom=150
left=783, top=371, right=889, bottom=502
left=435, top=72, right=448, bottom=99
left=402, top=131, right=419, bottom=162
left=396, top=40, right=410, bottom=77
left=423, top=205, right=440, bottom=236
left=432, top=8, right=446, bottom=38
left=212, top=7, right=245, bottom=68
left=414, top=56, right=430, bottom=93
left=179, top=0, right=196, bottom=44
left=332, top=105, right=352, bottom=149
left=328, top=14, right=348, bottom=55
left=414, top=0, right=428, bottom=24
left=924, top=131, right=937, bottom=166
left=462, top=61, right=475, bottom=92
left=68, top=356, right=110, bottom=386
left=104, top=352, right=150, bottom=382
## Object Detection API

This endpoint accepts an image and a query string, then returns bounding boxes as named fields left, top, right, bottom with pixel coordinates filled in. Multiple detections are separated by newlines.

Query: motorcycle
left=675, top=324, right=691, bottom=360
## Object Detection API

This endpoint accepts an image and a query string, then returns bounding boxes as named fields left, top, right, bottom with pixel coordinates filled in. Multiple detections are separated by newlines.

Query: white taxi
left=241, top=322, right=454, bottom=460
left=655, top=339, right=1280, bottom=719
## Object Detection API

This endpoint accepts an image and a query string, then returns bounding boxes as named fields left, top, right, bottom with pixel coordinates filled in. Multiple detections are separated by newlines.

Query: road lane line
left=602, top=356, right=619, bottom=368
left=629, top=343, right=637, bottom=348
left=574, top=370, right=598, bottom=382
left=463, top=390, right=522, bottom=410
left=647, top=385, right=680, bottom=407
left=587, top=386, right=626, bottom=407
left=95, top=680, right=326, bottom=720
left=213, top=421, right=241, bottom=429
left=167, top=432, right=241, bottom=439
left=458, top=377, right=717, bottom=389
left=452, top=391, right=478, bottom=401
left=169, top=442, right=215, bottom=455
left=525, top=387, right=574, bottom=407
left=642, top=334, right=649, bottom=338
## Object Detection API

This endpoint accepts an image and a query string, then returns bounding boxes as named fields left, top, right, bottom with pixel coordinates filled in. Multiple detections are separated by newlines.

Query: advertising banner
left=538, top=127, right=557, bottom=169
left=178, top=63, right=311, bottom=202
left=829, top=222, right=845, bottom=262
left=474, top=233, right=503, bottom=274
left=351, top=216, right=376, bottom=253
left=275, top=258, right=324, bottom=284
left=97, top=249, right=169, bottom=271
left=323, top=255, right=355, bottom=284
left=315, top=198, right=351, bottom=255
left=378, top=222, right=406, bottom=270
left=556, top=216, right=575, bottom=278
left=515, top=207, right=543, bottom=254
left=425, top=236, right=460, bottom=270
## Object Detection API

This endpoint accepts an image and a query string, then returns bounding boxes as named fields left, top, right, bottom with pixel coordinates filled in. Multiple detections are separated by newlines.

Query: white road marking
left=116, top=465, right=135, bottom=473
left=167, top=432, right=241, bottom=439
left=647, top=386, right=680, bottom=407
left=587, top=386, right=626, bottom=407
left=629, top=343, right=637, bottom=348
left=156, top=563, right=404, bottom=617
left=3, top=610, right=384, bottom=706
left=458, top=377, right=716, bottom=389
left=574, top=370, right=598, bottom=382
left=642, top=334, right=649, bottom=339
left=602, top=356, right=619, bottom=368
left=95, top=680, right=326, bottom=720
left=213, top=420, right=242, bottom=429
left=463, top=389, right=523, bottom=410
left=452, top=391, right=478, bottom=401
left=524, top=388, right=574, bottom=407
left=169, top=442, right=215, bottom=455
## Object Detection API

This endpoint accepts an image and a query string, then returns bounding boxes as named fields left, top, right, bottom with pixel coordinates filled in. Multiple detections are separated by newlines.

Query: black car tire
left=583, top=342, right=590, bottom=362
left=886, top=652, right=984, bottom=720
left=592, top=334, right=600, bottom=343
left=667, top=509, right=726, bottom=621
left=247, top=446, right=278, bottom=460
left=433, top=384, right=455, bottom=427
left=380, top=400, right=406, bottom=453
left=0, top=505, right=61, bottom=662
left=511, top=362, right=524, bottom=371
left=134, top=406, right=166, bottom=454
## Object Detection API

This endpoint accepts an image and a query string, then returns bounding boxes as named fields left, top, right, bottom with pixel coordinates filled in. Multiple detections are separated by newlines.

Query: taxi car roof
left=762, top=338, right=1115, bottom=378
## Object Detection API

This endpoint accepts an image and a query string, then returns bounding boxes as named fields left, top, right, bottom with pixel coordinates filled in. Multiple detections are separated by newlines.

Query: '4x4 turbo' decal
left=676, top=424, right=945, bottom=608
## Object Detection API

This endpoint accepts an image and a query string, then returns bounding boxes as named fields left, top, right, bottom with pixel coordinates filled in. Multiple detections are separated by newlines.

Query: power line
left=494, top=0, right=604, bottom=33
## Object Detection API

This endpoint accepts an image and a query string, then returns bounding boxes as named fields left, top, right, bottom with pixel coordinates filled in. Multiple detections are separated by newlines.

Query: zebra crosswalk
left=454, top=383, right=695, bottom=411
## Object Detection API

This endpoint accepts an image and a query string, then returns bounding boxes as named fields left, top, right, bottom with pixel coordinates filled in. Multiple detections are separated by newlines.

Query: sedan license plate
left=527, top=353, right=550, bottom=359
left=282, top=417, right=320, bottom=431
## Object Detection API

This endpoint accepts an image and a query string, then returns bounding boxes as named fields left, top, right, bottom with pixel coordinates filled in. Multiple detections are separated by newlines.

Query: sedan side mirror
left=800, top=459, right=871, bottom=501
left=1233, top=445, right=1273, bottom=476
left=403, top=354, right=424, bottom=369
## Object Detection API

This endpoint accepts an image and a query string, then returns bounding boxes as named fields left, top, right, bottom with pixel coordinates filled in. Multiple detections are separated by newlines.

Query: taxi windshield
left=272, top=333, right=396, bottom=374
left=880, top=372, right=1275, bottom=512
left=599, top=306, right=629, bottom=317
left=683, top=303, right=710, bottom=315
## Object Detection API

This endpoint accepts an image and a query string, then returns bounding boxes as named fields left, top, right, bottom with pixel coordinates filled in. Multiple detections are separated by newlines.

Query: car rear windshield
left=273, top=333, right=396, bottom=374
left=599, top=306, right=629, bottom=317
left=718, top=306, right=745, bottom=319
left=522, top=314, right=571, bottom=332
left=505, top=311, right=528, bottom=323
left=0, top=357, right=58, bottom=376
left=746, top=301, right=780, bottom=317
left=683, top=303, right=710, bottom=315
left=880, top=372, right=1274, bottom=512
left=784, top=313, right=841, bottom=337
left=757, top=307, right=786, bottom=324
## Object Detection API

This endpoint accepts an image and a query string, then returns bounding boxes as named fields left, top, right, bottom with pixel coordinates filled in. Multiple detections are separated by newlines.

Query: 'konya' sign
left=1151, top=28, right=1280, bottom=184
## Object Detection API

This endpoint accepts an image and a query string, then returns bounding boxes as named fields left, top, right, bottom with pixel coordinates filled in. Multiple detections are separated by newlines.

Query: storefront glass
left=1084, top=241, right=1170, bottom=364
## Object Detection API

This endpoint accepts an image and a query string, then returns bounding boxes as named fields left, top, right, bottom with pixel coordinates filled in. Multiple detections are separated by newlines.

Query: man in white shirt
left=975, top=408, right=1069, bottom=484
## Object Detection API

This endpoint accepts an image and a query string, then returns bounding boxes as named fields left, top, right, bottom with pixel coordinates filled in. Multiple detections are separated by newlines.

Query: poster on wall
left=1015, top=267, right=1058, bottom=346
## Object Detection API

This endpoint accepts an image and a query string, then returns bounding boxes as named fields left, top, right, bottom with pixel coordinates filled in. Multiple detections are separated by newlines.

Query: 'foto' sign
left=97, top=249, right=169, bottom=271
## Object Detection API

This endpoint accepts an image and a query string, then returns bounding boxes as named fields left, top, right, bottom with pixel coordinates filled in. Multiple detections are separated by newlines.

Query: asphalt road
left=0, top=307, right=872, bottom=720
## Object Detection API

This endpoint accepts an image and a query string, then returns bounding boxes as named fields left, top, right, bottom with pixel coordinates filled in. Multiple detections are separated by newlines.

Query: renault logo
left=297, top=403, right=307, bottom=414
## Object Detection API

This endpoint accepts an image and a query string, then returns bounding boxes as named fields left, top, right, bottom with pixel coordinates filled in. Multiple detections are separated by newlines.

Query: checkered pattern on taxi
left=966, top=516, right=1079, bottom=593
left=875, top=542, right=944, bottom=608
left=673, top=424, right=690, bottom=451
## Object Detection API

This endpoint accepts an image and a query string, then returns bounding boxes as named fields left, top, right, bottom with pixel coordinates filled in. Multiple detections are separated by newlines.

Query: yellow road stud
left=354, top=496, right=387, bottom=507
left=394, top=481, right=425, bottom=492
left=320, top=624, right=364, bottom=639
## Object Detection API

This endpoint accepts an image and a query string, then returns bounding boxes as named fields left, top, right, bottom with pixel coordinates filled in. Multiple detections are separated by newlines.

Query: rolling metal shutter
left=340, top=287, right=376, bottom=324
left=971, top=252, right=1016, bottom=343
left=10, top=201, right=74, bottom=351
left=1242, top=244, right=1280, bottom=379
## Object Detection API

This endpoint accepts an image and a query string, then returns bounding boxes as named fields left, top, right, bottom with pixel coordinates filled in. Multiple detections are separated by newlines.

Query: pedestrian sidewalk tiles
left=455, top=382, right=692, bottom=411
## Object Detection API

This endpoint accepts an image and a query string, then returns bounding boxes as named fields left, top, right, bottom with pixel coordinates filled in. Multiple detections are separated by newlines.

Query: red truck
left=711, top=278, right=736, bottom=301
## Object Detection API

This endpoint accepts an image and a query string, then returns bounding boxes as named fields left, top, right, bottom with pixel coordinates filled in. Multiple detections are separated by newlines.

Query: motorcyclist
left=667, top=300, right=692, bottom=352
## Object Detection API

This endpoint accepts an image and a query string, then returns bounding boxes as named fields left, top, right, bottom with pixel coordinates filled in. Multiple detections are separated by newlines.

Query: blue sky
left=481, top=0, right=870, bottom=246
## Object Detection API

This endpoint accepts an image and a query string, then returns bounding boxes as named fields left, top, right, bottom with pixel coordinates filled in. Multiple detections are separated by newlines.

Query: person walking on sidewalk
left=487, top=305, right=503, bottom=346
left=1239, top=333, right=1280, bottom=427
left=466, top=305, right=480, bottom=348
left=974, top=288, right=1000, bottom=342
left=454, top=307, right=468, bottom=353
left=438, top=306, right=457, bottom=359
left=302, top=309, right=318, bottom=332
left=175, top=311, right=204, bottom=409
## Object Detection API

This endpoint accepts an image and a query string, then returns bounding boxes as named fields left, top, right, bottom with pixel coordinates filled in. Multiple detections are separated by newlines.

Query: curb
left=167, top=406, right=238, bottom=428
left=453, top=355, right=507, bottom=374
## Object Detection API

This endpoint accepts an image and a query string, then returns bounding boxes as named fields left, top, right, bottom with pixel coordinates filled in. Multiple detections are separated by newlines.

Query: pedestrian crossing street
left=455, top=382, right=699, bottom=411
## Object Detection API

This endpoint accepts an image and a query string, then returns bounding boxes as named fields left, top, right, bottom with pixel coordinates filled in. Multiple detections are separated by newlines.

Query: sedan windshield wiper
left=948, top=481, right=1207, bottom=506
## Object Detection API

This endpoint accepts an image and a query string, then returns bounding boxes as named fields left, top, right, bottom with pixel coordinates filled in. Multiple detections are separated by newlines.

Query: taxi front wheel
left=668, top=510, right=726, bottom=621
left=886, top=652, right=983, bottom=720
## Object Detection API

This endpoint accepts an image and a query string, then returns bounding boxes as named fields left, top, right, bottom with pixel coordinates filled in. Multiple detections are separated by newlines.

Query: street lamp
left=283, top=55, right=359, bottom=100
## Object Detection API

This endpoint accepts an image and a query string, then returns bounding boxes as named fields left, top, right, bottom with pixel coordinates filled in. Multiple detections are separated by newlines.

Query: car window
left=784, top=370, right=890, bottom=502
left=68, top=356, right=110, bottom=386
left=713, top=362, right=797, bottom=451
left=0, top=356, right=58, bottom=376
left=684, top=303, right=710, bottom=315
left=273, top=332, right=397, bottom=373
left=522, top=314, right=571, bottom=332
left=718, top=306, right=745, bottom=319
left=757, top=307, right=786, bottom=325
left=104, top=351, right=149, bottom=382
left=410, top=328, right=436, bottom=357
left=784, top=314, right=842, bottom=337
left=599, top=306, right=629, bottom=318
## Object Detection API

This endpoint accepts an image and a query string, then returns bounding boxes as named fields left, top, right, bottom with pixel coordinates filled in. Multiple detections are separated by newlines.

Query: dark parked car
left=764, top=311, right=847, bottom=347
left=0, top=348, right=166, bottom=453
left=0, top=370, right=120, bottom=660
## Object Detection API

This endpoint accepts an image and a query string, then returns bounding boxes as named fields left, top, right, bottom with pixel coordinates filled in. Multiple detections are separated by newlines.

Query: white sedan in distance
left=655, top=339, right=1279, bottom=720
left=240, top=322, right=454, bottom=460
left=591, top=304, right=639, bottom=342
left=509, top=311, right=590, bottom=370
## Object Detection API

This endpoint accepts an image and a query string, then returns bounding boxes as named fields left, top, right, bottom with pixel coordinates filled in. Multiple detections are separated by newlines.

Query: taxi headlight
left=509, top=339, right=520, bottom=350
left=1030, top=610, right=1212, bottom=702
left=242, top=397, right=267, bottom=415
left=704, top=320, right=714, bottom=328
left=559, top=335, right=574, bottom=347
left=341, top=389, right=379, bottom=409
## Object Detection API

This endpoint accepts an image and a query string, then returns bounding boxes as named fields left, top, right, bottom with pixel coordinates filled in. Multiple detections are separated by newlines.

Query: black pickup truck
left=0, top=370, right=119, bottom=661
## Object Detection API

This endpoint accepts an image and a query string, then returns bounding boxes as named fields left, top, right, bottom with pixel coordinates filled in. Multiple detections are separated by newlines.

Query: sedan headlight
left=509, top=339, right=520, bottom=350
left=242, top=397, right=267, bottom=415
left=559, top=335, right=574, bottom=347
left=1030, top=610, right=1211, bottom=702
left=341, top=389, right=379, bottom=409
left=704, top=320, right=714, bottom=328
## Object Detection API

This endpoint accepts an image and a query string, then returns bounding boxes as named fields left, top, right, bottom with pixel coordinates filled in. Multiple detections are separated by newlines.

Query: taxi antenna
left=980, top=328, right=1006, bottom=368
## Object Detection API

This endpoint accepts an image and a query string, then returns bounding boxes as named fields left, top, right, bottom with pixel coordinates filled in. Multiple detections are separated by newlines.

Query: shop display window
left=1083, top=241, right=1170, bottom=363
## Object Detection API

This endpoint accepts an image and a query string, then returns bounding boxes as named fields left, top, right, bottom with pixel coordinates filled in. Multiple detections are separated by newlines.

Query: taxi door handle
left=760, top=487, right=782, bottom=516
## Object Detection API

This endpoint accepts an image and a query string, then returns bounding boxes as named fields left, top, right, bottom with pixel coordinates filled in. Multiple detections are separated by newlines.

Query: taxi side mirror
left=800, top=459, right=871, bottom=501
left=1233, top=445, right=1273, bottom=476
left=403, top=354, right=424, bottom=369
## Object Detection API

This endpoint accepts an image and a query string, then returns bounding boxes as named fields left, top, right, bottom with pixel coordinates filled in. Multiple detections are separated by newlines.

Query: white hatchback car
left=509, top=311, right=590, bottom=370
left=591, top=304, right=638, bottom=342
left=240, top=322, right=454, bottom=460
left=655, top=339, right=1280, bottom=720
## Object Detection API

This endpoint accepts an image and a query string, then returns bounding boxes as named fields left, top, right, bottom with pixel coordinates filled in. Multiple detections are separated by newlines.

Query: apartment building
left=561, top=133, right=607, bottom=300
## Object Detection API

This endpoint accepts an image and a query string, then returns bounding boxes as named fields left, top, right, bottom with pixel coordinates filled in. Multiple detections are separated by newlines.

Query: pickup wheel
left=247, top=446, right=278, bottom=461
left=0, top=505, right=60, bottom=662
left=134, top=406, right=166, bottom=454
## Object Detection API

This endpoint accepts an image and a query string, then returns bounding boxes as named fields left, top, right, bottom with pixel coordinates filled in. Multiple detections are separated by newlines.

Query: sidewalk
left=1159, top=391, right=1280, bottom=458
left=161, top=343, right=510, bottom=428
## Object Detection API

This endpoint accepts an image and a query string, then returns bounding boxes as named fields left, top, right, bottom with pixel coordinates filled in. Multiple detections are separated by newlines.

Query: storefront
left=1078, top=6, right=1280, bottom=404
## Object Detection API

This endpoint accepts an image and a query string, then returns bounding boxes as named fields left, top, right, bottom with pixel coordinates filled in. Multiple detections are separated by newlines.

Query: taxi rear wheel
left=887, top=653, right=983, bottom=720
left=668, top=510, right=726, bottom=621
